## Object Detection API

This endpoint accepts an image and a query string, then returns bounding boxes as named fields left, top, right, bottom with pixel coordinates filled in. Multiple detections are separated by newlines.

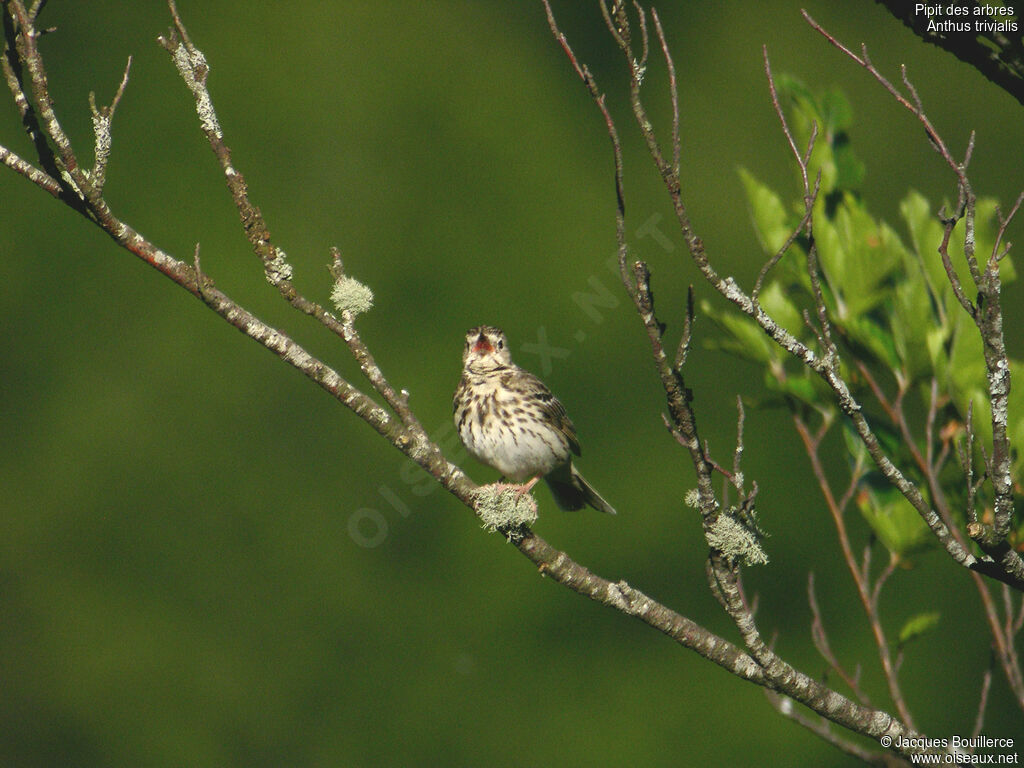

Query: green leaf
left=739, top=167, right=793, bottom=255
left=842, top=313, right=899, bottom=371
left=855, top=482, right=933, bottom=560
left=898, top=611, right=941, bottom=646
left=819, top=88, right=853, bottom=133
left=776, top=74, right=819, bottom=145
left=832, top=131, right=866, bottom=191
left=820, top=90, right=865, bottom=188
left=891, top=254, right=936, bottom=382
left=758, top=281, right=803, bottom=335
left=818, top=194, right=904, bottom=318
left=721, top=93, right=1024, bottom=504
left=770, top=370, right=821, bottom=406
left=840, top=419, right=870, bottom=473
left=701, top=299, right=774, bottom=364
left=900, top=191, right=956, bottom=314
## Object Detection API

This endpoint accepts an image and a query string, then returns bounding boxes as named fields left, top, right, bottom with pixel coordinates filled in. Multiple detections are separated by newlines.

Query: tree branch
left=0, top=0, right=875, bottom=752
left=803, top=9, right=1024, bottom=591
left=542, top=1, right=941, bottom=759
left=872, top=0, right=1024, bottom=108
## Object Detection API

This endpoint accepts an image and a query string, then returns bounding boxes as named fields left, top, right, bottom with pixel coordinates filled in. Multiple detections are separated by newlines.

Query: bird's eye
left=496, top=339, right=504, bottom=349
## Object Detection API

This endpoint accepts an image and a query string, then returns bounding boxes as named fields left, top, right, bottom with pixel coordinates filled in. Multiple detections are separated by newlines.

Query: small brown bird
left=453, top=325, right=616, bottom=515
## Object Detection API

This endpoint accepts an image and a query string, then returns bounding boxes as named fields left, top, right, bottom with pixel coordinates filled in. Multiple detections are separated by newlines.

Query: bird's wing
left=517, top=371, right=581, bottom=457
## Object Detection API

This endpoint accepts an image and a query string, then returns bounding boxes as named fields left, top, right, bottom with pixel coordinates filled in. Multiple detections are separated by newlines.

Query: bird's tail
left=545, top=463, right=617, bottom=515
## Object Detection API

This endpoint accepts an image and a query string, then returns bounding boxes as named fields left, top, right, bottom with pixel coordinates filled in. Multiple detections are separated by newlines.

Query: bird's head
left=462, top=325, right=511, bottom=370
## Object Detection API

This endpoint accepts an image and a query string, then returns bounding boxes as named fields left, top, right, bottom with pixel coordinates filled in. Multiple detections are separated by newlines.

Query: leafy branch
left=545, top=0, right=1023, bottom=758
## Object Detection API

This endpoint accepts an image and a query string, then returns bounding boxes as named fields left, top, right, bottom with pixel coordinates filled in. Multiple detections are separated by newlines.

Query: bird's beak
left=473, top=335, right=493, bottom=353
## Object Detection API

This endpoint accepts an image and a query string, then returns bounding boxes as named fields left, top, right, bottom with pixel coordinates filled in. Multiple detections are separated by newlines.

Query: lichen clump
left=474, top=486, right=538, bottom=533
left=706, top=514, right=769, bottom=566
left=331, top=275, right=374, bottom=316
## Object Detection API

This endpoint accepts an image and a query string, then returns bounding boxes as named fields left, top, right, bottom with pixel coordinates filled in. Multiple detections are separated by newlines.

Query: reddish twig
left=794, top=414, right=916, bottom=729
left=808, top=572, right=869, bottom=705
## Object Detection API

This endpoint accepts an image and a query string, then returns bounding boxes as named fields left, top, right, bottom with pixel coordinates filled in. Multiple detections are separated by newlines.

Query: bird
left=453, top=325, right=616, bottom=515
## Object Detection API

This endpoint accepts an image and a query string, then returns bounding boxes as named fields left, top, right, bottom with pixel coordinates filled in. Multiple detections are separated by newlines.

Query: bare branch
left=86, top=55, right=131, bottom=193
left=0, top=141, right=59, bottom=195
left=650, top=9, right=679, bottom=180
left=542, top=0, right=633, bottom=293
left=598, top=6, right=1007, bottom=586
left=990, top=191, right=1024, bottom=272
left=674, top=284, right=694, bottom=369
left=794, top=414, right=916, bottom=728
left=936, top=213, right=977, bottom=317
left=972, top=661, right=993, bottom=740
left=765, top=691, right=901, bottom=766
left=544, top=6, right=951, bottom=755
left=802, top=10, right=970, bottom=189
left=4, top=1, right=1018, bottom=759
left=801, top=16, right=1017, bottom=570
left=5, top=0, right=93, bottom=204
left=808, top=572, right=869, bottom=705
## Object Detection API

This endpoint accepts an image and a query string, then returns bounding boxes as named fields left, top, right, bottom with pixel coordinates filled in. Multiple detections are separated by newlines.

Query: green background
left=2, top=1, right=1022, bottom=765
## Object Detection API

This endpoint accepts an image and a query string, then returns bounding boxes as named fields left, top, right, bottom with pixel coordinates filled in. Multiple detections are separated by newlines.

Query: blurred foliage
left=705, top=75, right=1024, bottom=563
left=2, top=2, right=1023, bottom=767
left=898, top=610, right=942, bottom=648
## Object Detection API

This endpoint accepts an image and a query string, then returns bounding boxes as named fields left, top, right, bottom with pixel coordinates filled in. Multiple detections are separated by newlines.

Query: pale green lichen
left=684, top=488, right=701, bottom=508
left=88, top=100, right=111, bottom=187
left=171, top=43, right=222, bottom=138
left=706, top=514, right=769, bottom=566
left=474, top=486, right=537, bottom=533
left=265, top=247, right=293, bottom=285
left=331, top=274, right=374, bottom=316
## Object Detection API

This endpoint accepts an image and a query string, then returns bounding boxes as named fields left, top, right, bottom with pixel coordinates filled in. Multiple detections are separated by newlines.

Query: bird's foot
left=487, top=482, right=539, bottom=514
left=491, top=475, right=541, bottom=500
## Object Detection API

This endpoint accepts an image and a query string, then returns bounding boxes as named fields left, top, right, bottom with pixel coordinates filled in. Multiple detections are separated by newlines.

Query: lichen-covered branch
left=0, top=1, right=884, bottom=754
left=542, top=1, right=938, bottom=761
left=599, top=0, right=1022, bottom=592
left=603, top=4, right=1010, bottom=589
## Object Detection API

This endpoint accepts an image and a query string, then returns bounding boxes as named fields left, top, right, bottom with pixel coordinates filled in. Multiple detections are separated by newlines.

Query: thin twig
left=87, top=55, right=132, bottom=192
left=808, top=572, right=869, bottom=705
left=0, top=142, right=59, bottom=195
left=971, top=662, right=993, bottom=740
left=802, top=10, right=968, bottom=187
left=675, top=284, right=694, bottom=369
left=543, top=0, right=633, bottom=292
left=764, top=691, right=898, bottom=766
left=732, top=395, right=745, bottom=491
left=794, top=413, right=916, bottom=729
left=0, top=0, right=853, bottom=738
left=990, top=191, right=1024, bottom=271
left=651, top=8, right=679, bottom=180
left=157, top=8, right=427, bottom=437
